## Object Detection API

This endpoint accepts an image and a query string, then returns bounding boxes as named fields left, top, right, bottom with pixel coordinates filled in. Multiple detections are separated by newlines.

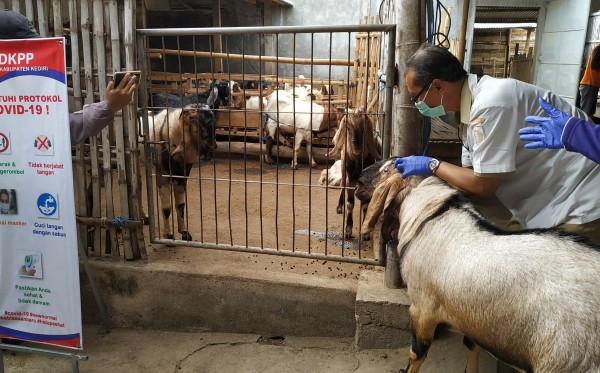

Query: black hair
left=405, top=43, right=468, bottom=86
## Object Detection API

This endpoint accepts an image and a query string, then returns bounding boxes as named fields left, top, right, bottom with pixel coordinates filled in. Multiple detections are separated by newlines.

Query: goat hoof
left=181, top=232, right=193, bottom=241
left=361, top=233, right=371, bottom=241
left=344, top=230, right=353, bottom=239
left=336, top=206, right=343, bottom=214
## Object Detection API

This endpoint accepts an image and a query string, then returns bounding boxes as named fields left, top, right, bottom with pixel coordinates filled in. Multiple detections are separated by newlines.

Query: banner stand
left=0, top=342, right=88, bottom=373
left=0, top=246, right=110, bottom=373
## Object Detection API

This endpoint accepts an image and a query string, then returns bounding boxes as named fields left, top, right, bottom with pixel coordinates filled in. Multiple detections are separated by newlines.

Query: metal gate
left=136, top=23, right=396, bottom=266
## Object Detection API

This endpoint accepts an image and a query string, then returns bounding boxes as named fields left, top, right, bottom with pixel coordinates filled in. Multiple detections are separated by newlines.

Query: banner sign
left=0, top=38, right=82, bottom=349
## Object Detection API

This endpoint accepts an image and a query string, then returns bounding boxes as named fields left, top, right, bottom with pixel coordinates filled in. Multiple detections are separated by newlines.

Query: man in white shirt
left=393, top=43, right=600, bottom=243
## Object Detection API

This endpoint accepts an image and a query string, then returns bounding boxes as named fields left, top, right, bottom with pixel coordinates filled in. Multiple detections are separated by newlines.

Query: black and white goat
left=358, top=160, right=600, bottom=373
left=148, top=105, right=214, bottom=241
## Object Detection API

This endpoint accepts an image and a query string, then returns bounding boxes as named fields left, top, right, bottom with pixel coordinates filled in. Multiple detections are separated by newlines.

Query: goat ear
left=360, top=173, right=407, bottom=235
left=171, top=110, right=192, bottom=161
left=329, top=115, right=346, bottom=156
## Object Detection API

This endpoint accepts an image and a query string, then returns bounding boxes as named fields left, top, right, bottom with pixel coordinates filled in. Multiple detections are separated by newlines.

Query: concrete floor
left=0, top=193, right=512, bottom=373
left=0, top=325, right=498, bottom=373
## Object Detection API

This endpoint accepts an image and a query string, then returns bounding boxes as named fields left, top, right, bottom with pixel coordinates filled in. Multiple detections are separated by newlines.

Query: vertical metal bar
left=191, top=34, right=205, bottom=244
left=259, top=33, right=265, bottom=250
left=138, top=32, right=157, bottom=243
left=241, top=35, right=249, bottom=248
left=291, top=32, right=296, bottom=253
left=274, top=32, right=280, bottom=251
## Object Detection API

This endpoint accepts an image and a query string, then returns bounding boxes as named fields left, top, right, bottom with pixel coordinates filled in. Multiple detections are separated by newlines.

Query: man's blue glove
left=519, top=98, right=571, bottom=149
left=392, top=156, right=432, bottom=178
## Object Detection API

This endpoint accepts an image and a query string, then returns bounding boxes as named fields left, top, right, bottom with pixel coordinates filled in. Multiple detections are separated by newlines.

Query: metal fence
left=137, top=23, right=396, bottom=265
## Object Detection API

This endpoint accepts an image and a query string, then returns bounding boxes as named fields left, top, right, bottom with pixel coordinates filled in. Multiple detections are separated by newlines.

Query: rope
left=111, top=216, right=132, bottom=230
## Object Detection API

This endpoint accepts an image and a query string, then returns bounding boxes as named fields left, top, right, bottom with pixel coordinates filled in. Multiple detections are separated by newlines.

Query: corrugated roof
left=475, top=6, right=539, bottom=24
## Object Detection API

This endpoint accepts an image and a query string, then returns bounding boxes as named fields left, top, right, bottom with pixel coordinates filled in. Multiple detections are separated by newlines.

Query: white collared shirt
left=459, top=73, right=600, bottom=228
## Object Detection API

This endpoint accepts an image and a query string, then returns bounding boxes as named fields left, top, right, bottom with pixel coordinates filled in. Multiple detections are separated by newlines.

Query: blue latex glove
left=393, top=156, right=433, bottom=178
left=519, top=98, right=571, bottom=149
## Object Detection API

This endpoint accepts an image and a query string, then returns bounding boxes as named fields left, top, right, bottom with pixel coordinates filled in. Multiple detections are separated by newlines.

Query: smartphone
left=113, top=70, right=141, bottom=87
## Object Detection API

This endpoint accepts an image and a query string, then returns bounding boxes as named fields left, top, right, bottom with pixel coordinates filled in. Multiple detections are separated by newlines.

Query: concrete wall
left=145, top=0, right=383, bottom=81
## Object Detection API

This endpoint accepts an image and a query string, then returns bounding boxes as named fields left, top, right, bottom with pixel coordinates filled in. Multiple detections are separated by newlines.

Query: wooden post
left=109, top=0, right=126, bottom=258
left=80, top=0, right=103, bottom=256
left=125, top=0, right=147, bottom=259
left=212, top=0, right=223, bottom=72
left=456, top=0, right=470, bottom=64
left=262, top=0, right=274, bottom=75
left=393, top=0, right=422, bottom=157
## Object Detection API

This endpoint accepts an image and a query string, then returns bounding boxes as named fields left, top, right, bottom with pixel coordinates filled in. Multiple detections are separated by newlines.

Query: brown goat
left=328, top=107, right=380, bottom=238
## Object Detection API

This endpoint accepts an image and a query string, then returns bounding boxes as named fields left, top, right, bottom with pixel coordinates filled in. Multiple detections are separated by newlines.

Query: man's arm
left=433, top=161, right=502, bottom=197
left=68, top=73, right=137, bottom=146
left=393, top=156, right=502, bottom=197
left=69, top=101, right=113, bottom=146
left=561, top=117, right=600, bottom=164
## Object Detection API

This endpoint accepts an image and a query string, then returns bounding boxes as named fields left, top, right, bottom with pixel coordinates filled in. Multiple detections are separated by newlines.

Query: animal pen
left=137, top=22, right=396, bottom=265
left=1, top=0, right=396, bottom=266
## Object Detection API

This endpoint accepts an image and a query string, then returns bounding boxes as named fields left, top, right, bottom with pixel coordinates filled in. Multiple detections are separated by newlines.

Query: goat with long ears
left=356, top=162, right=600, bottom=373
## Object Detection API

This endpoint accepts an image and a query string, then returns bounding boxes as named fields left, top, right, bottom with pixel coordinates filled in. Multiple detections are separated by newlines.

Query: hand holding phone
left=113, top=70, right=141, bottom=87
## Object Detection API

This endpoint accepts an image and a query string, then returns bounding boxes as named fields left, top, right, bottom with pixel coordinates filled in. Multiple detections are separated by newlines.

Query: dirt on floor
left=82, top=140, right=513, bottom=280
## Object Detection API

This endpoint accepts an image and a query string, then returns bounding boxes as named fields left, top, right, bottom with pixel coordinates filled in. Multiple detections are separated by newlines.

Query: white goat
left=319, top=159, right=343, bottom=186
left=360, top=167, right=600, bottom=373
left=264, top=89, right=337, bottom=168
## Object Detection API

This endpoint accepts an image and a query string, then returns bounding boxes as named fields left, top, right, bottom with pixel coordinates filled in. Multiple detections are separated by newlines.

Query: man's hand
left=519, top=98, right=571, bottom=149
left=106, top=73, right=138, bottom=115
left=392, top=156, right=432, bottom=178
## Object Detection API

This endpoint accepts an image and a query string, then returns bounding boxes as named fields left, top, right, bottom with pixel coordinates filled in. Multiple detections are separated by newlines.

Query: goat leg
left=336, top=189, right=345, bottom=214
left=344, top=188, right=355, bottom=238
left=264, top=136, right=275, bottom=164
left=291, top=133, right=304, bottom=169
left=402, top=311, right=437, bottom=373
left=173, top=178, right=192, bottom=241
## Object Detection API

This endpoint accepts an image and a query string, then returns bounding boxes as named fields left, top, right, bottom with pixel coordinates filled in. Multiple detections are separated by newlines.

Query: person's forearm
left=561, top=117, right=600, bottom=164
left=432, top=161, right=501, bottom=197
left=69, top=101, right=113, bottom=145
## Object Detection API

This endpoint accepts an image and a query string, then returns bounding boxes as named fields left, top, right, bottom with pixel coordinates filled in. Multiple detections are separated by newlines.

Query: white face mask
left=0, top=203, right=10, bottom=213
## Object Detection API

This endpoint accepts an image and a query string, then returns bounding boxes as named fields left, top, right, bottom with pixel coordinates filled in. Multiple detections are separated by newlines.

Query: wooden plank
left=216, top=110, right=263, bottom=130
left=148, top=48, right=354, bottom=66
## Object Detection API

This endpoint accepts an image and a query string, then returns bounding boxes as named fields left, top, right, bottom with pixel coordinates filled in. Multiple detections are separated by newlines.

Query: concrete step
left=79, top=254, right=358, bottom=338
left=354, top=269, right=412, bottom=349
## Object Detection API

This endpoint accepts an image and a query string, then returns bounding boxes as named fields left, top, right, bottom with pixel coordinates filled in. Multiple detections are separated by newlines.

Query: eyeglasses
left=410, top=80, right=433, bottom=103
